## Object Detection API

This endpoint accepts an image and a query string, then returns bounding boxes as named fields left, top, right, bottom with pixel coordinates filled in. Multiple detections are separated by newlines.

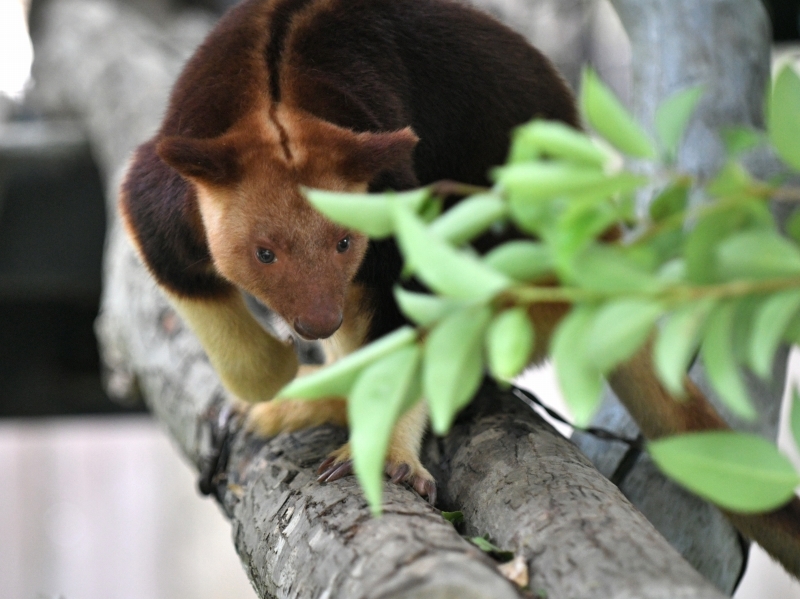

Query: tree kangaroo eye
left=255, top=247, right=276, bottom=264
left=336, top=236, right=350, bottom=253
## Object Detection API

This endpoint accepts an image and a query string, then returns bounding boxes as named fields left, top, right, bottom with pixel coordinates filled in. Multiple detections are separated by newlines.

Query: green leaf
left=656, top=257, right=687, bottom=284
left=494, top=162, right=608, bottom=202
left=394, top=203, right=512, bottom=301
left=655, top=299, right=715, bottom=395
left=791, top=389, right=800, bottom=452
left=442, top=510, right=464, bottom=524
left=509, top=120, right=611, bottom=166
left=655, top=85, right=704, bottom=160
left=552, top=306, right=604, bottom=426
left=768, top=65, right=800, bottom=171
left=649, top=181, right=690, bottom=223
left=394, top=288, right=467, bottom=327
left=649, top=431, right=800, bottom=513
left=485, top=307, right=535, bottom=380
left=749, top=289, right=800, bottom=378
left=580, top=67, right=656, bottom=159
left=428, top=193, right=507, bottom=246
left=483, top=241, right=554, bottom=282
left=586, top=300, right=663, bottom=373
left=470, top=537, right=515, bottom=561
left=721, top=126, right=764, bottom=157
left=785, top=311, right=800, bottom=345
left=506, top=197, right=559, bottom=236
left=568, top=245, right=661, bottom=294
left=701, top=303, right=756, bottom=420
left=552, top=187, right=637, bottom=264
left=424, top=305, right=493, bottom=433
left=419, top=196, right=443, bottom=223
left=731, top=295, right=761, bottom=365
left=716, top=229, right=800, bottom=281
left=276, top=326, right=416, bottom=400
left=707, top=161, right=754, bottom=198
left=304, top=188, right=430, bottom=238
left=685, top=203, right=773, bottom=284
left=648, top=228, right=688, bottom=265
left=787, top=209, right=800, bottom=245
left=349, top=345, right=422, bottom=513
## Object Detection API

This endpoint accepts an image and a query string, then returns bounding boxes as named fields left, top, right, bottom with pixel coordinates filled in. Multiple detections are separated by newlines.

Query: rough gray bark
left=30, top=0, right=728, bottom=597
left=424, top=391, right=727, bottom=599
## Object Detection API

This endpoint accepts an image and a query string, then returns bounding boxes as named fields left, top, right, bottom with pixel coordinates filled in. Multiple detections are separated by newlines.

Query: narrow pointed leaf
left=655, top=299, right=715, bottom=395
left=276, top=326, right=416, bottom=400
left=706, top=161, right=754, bottom=198
left=469, top=537, right=514, bottom=561
left=792, top=389, right=800, bottom=452
left=685, top=204, right=772, bottom=284
left=349, top=345, right=422, bottom=513
left=305, top=188, right=430, bottom=238
left=442, top=511, right=464, bottom=524
left=580, top=68, right=656, bottom=159
left=655, top=85, right=704, bottom=160
left=787, top=210, right=800, bottom=245
left=731, top=296, right=761, bottom=365
left=428, top=194, right=507, bottom=246
left=721, top=126, right=764, bottom=157
left=649, top=431, right=800, bottom=513
left=494, top=162, right=608, bottom=202
left=483, top=241, right=554, bottom=282
left=568, top=245, right=661, bottom=293
left=701, top=304, right=756, bottom=420
left=485, top=307, right=535, bottom=380
left=768, top=65, right=800, bottom=171
left=394, top=203, right=512, bottom=300
left=394, top=288, right=467, bottom=327
left=649, top=181, right=690, bottom=223
left=424, top=305, right=493, bottom=434
left=510, top=120, right=611, bottom=166
left=586, top=300, right=663, bottom=373
left=552, top=306, right=604, bottom=426
left=750, top=289, right=800, bottom=378
left=716, top=229, right=800, bottom=281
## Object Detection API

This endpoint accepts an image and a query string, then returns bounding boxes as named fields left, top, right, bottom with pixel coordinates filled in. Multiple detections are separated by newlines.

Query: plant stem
left=429, top=180, right=491, bottom=197
left=506, top=275, right=800, bottom=307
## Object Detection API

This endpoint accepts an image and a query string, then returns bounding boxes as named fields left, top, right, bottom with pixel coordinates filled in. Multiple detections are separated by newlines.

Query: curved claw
left=317, top=456, right=337, bottom=475
left=318, top=460, right=353, bottom=483
left=387, top=462, right=437, bottom=505
left=415, top=477, right=437, bottom=506
left=315, top=450, right=437, bottom=505
left=389, top=463, right=410, bottom=484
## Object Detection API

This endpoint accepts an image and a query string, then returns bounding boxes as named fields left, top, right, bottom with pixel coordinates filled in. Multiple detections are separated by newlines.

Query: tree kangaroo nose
left=294, top=312, right=343, bottom=340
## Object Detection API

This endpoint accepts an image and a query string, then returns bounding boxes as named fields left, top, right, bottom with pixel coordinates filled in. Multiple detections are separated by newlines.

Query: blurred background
left=1, top=0, right=800, bottom=597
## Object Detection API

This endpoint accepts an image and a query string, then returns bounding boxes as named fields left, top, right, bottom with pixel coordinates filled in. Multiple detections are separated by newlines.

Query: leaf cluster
left=285, top=65, right=800, bottom=515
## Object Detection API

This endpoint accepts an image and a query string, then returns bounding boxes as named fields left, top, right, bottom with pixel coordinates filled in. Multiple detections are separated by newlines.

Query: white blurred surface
left=0, top=416, right=257, bottom=599
left=0, top=0, right=33, bottom=100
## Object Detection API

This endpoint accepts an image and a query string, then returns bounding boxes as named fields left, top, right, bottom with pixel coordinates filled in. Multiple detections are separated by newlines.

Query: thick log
left=425, top=388, right=725, bottom=599
left=30, top=0, right=728, bottom=597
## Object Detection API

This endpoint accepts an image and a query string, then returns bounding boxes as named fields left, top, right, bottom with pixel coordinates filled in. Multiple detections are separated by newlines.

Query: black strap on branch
left=511, top=385, right=645, bottom=486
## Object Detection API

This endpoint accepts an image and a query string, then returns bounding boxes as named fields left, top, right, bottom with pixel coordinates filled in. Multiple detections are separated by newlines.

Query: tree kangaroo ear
left=338, top=127, right=419, bottom=186
left=156, top=135, right=241, bottom=184
left=293, top=113, right=420, bottom=188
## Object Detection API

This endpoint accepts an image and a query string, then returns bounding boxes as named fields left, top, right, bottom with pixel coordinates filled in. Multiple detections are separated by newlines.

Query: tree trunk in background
left=574, top=1, right=781, bottom=594
left=29, top=0, right=734, bottom=597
